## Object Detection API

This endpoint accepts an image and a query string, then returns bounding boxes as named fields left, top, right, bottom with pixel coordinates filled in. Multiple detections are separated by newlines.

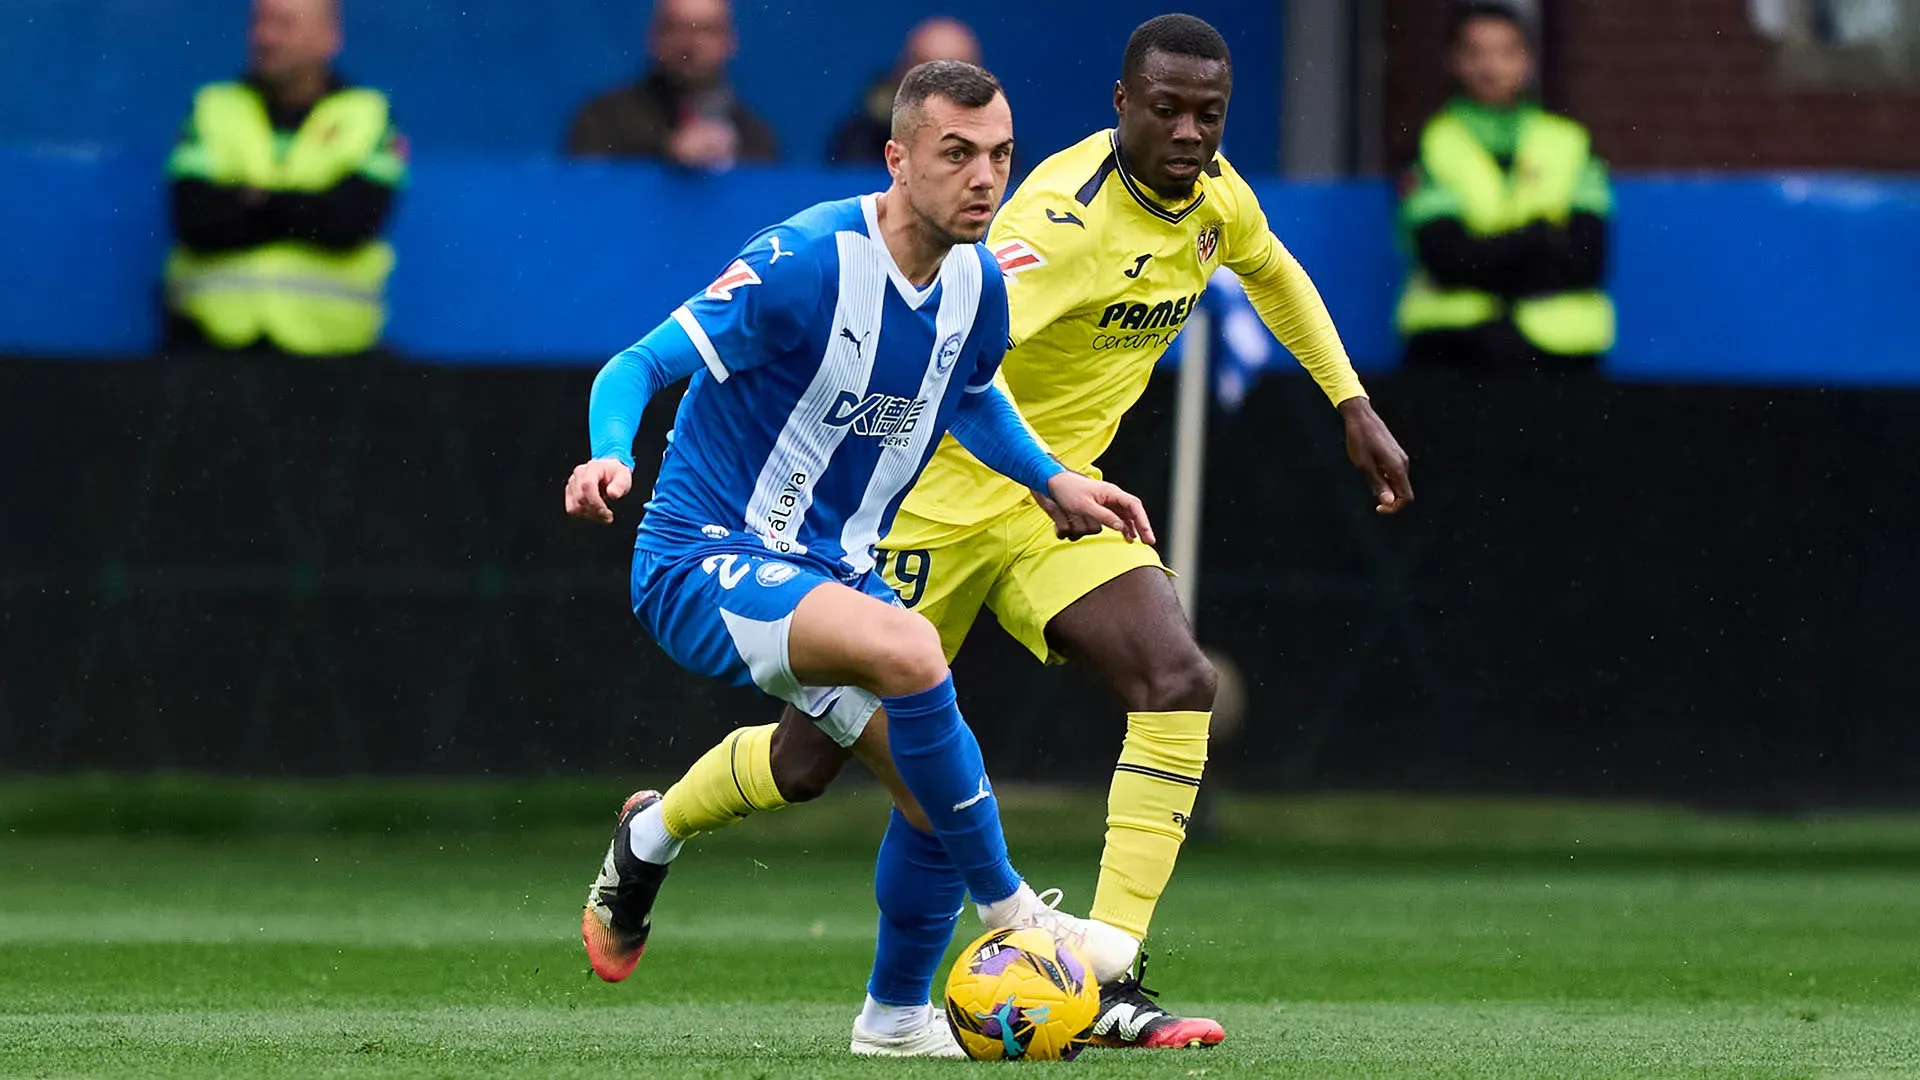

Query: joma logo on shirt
left=1097, top=292, right=1205, bottom=331
left=824, top=391, right=927, bottom=444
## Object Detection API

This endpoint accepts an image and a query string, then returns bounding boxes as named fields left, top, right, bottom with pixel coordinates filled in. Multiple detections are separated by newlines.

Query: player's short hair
left=890, top=59, right=1004, bottom=141
left=1449, top=1, right=1533, bottom=46
left=1121, top=14, right=1231, bottom=82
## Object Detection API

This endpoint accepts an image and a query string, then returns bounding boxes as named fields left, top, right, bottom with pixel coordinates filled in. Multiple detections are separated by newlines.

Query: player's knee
left=770, top=751, right=843, bottom=804
left=866, top=614, right=949, bottom=697
left=769, top=713, right=849, bottom=804
left=1133, top=646, right=1217, bottom=713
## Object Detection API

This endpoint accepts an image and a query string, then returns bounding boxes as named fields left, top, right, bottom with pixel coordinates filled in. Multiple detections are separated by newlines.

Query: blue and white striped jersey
left=636, top=194, right=1011, bottom=576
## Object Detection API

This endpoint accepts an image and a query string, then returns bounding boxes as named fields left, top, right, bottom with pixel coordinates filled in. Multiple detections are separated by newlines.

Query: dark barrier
left=3, top=358, right=1915, bottom=805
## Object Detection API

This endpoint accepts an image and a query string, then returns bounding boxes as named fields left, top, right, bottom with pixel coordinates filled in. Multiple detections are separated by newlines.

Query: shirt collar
left=1108, top=129, right=1208, bottom=224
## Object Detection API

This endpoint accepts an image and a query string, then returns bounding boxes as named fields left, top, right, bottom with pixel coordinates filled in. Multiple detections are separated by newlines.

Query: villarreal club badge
left=1195, top=224, right=1220, bottom=265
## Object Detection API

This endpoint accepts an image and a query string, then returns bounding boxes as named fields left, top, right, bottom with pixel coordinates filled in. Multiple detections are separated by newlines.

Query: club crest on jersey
left=754, top=561, right=800, bottom=587
left=992, top=240, right=1044, bottom=278
left=705, top=258, right=762, bottom=301
left=1195, top=224, right=1221, bottom=265
left=934, top=332, right=964, bottom=375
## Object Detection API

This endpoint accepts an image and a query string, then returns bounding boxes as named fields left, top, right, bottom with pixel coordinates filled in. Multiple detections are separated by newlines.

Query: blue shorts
left=631, top=547, right=900, bottom=746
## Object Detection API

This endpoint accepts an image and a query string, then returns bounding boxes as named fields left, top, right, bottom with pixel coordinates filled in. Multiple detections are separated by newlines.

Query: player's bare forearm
left=1339, top=397, right=1414, bottom=515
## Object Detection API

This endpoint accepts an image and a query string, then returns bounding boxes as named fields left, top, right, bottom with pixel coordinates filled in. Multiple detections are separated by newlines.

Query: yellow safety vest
left=1396, top=110, right=1616, bottom=357
left=165, top=82, right=395, bottom=356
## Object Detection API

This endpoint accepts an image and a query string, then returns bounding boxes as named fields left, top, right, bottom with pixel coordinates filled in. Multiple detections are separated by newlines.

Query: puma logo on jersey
left=838, top=325, right=871, bottom=358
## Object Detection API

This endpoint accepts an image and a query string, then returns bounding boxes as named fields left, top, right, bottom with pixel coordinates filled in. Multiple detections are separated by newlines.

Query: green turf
left=4, top=781, right=1920, bottom=1078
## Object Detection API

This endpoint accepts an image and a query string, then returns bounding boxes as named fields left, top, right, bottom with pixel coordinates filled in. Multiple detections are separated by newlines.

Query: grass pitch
left=3, top=779, right=1919, bottom=1078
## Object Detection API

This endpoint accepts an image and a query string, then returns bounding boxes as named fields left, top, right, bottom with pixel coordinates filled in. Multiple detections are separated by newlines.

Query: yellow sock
left=657, top=723, right=789, bottom=840
left=1089, top=710, right=1209, bottom=940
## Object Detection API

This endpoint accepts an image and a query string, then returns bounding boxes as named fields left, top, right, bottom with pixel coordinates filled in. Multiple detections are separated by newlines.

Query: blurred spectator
left=826, top=17, right=981, bottom=165
left=164, top=0, right=406, bottom=359
left=1753, top=0, right=1906, bottom=46
left=567, top=0, right=778, bottom=169
left=1395, top=2, right=1615, bottom=374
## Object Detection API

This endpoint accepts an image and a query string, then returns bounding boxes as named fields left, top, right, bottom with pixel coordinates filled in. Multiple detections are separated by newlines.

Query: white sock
left=859, top=995, right=932, bottom=1038
left=627, top=802, right=683, bottom=865
left=976, top=881, right=1036, bottom=928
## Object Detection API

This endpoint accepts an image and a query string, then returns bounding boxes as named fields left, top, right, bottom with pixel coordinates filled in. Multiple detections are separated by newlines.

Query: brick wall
left=1382, top=0, right=1920, bottom=171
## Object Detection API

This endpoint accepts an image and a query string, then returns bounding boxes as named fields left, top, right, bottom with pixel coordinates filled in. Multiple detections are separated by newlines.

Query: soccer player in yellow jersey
left=616, top=14, right=1413, bottom=1051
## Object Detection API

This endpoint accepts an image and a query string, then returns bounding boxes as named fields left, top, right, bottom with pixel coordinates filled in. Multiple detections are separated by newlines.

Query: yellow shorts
left=878, top=499, right=1169, bottom=665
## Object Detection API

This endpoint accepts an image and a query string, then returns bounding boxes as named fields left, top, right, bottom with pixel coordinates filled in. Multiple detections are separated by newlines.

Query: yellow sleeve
left=991, top=367, right=1056, bottom=456
left=987, top=195, right=1097, bottom=349
left=1213, top=158, right=1367, bottom=406
left=1239, top=244, right=1367, bottom=406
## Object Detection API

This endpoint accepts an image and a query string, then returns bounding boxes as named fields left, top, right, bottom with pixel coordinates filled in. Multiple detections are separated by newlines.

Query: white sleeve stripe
left=963, top=382, right=993, bottom=393
left=672, top=305, right=727, bottom=383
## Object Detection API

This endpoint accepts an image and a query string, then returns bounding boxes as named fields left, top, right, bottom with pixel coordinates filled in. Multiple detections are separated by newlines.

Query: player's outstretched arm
left=1217, top=156, right=1414, bottom=514
left=946, top=379, right=1064, bottom=490
left=565, top=327, right=704, bottom=523
left=1338, top=396, right=1414, bottom=515
left=1237, top=237, right=1414, bottom=514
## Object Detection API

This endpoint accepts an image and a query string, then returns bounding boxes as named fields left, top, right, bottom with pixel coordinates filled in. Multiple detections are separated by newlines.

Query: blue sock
left=881, top=675, right=1022, bottom=906
left=867, top=808, right=967, bottom=1007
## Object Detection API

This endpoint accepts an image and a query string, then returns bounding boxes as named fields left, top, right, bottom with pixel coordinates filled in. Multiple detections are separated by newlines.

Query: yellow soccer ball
left=944, top=926, right=1100, bottom=1061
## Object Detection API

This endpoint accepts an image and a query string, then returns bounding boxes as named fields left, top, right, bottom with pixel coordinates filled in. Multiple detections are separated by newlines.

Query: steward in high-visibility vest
left=166, top=73, right=406, bottom=357
left=1395, top=4, right=1613, bottom=373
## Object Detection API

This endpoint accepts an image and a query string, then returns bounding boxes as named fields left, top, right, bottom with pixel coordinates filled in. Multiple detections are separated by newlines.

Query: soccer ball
left=944, top=926, right=1099, bottom=1061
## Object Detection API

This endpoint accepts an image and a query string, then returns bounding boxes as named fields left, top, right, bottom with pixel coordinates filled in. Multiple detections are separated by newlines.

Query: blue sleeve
left=588, top=318, right=707, bottom=468
left=672, top=225, right=824, bottom=380
left=964, top=263, right=1013, bottom=393
left=947, top=382, right=1065, bottom=494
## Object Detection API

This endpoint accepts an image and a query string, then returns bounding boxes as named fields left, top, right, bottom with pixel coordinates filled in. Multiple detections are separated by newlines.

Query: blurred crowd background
left=2, top=0, right=1917, bottom=807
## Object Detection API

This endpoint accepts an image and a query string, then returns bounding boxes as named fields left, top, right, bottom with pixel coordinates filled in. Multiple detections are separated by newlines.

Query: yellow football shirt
left=902, top=129, right=1367, bottom=527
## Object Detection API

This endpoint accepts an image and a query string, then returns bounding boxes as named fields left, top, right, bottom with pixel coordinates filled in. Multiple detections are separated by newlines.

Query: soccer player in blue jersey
left=565, top=60, right=1151, bottom=1058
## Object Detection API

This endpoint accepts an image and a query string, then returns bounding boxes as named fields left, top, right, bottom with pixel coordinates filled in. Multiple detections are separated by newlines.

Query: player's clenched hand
left=1031, top=492, right=1098, bottom=541
left=565, top=458, right=633, bottom=524
left=1340, top=398, right=1414, bottom=515
left=1043, top=472, right=1157, bottom=545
